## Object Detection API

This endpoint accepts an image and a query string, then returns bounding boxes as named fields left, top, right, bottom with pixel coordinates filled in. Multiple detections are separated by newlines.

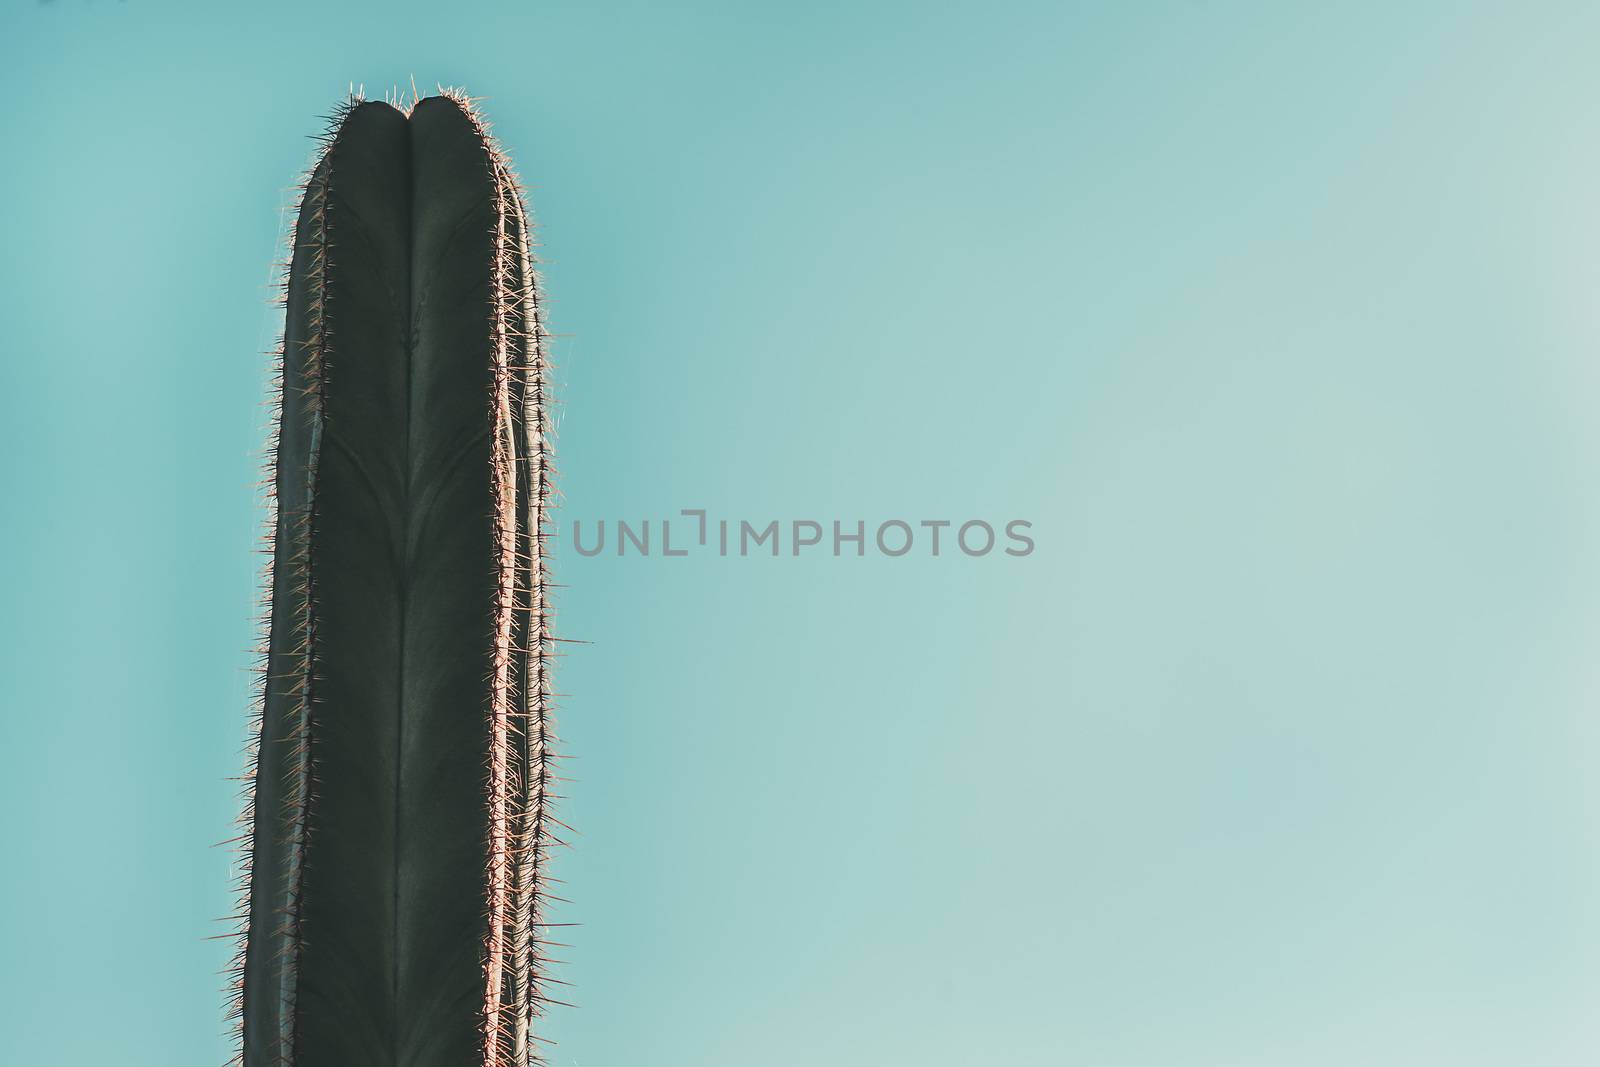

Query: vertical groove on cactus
left=229, top=88, right=558, bottom=1067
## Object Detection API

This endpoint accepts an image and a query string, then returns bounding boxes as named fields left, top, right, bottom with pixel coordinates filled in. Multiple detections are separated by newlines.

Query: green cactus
left=230, top=90, right=559, bottom=1067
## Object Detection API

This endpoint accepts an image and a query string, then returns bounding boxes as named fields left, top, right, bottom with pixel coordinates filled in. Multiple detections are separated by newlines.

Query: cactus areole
left=232, top=92, right=558, bottom=1067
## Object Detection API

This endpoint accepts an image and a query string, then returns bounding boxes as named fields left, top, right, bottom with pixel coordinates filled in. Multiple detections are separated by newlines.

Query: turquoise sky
left=3, top=2, right=1598, bottom=1064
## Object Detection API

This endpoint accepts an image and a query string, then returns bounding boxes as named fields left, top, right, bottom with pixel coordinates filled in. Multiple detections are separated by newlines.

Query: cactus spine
left=230, top=91, right=558, bottom=1067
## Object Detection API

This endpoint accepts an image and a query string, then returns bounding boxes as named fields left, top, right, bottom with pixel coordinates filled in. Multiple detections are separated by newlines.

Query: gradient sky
left=2, top=2, right=1599, bottom=1064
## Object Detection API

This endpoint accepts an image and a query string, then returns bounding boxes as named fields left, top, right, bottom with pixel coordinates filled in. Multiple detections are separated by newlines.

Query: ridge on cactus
left=227, top=89, right=561, bottom=1067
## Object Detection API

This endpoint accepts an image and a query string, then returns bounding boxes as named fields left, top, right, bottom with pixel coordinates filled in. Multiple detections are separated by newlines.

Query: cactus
left=229, top=90, right=559, bottom=1067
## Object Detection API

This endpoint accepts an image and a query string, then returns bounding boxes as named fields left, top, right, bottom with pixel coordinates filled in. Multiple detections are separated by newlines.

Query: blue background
left=2, top=2, right=1598, bottom=1063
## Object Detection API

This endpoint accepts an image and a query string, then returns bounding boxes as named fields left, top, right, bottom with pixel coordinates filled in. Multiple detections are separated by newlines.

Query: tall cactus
left=229, top=91, right=559, bottom=1067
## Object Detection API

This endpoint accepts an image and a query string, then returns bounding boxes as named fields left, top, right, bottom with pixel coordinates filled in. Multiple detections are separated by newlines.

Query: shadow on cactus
left=227, top=89, right=562, bottom=1067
